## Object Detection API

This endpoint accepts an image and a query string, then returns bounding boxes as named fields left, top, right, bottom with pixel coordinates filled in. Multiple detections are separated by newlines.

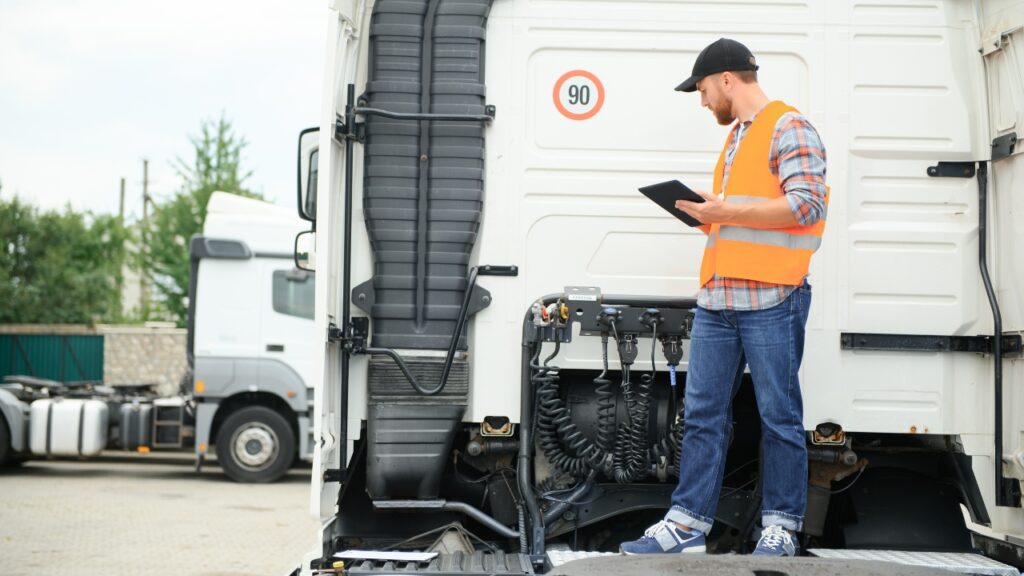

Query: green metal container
left=0, top=334, right=104, bottom=383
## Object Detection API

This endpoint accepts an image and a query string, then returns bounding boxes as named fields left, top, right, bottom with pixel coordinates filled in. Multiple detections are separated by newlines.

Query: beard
left=711, top=98, right=735, bottom=125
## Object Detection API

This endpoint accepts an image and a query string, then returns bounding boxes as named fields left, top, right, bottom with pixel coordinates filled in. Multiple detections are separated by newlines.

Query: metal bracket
left=351, top=279, right=374, bottom=314
left=349, top=317, right=369, bottom=351
left=351, top=279, right=496, bottom=317
left=465, top=284, right=494, bottom=317
left=982, top=25, right=1022, bottom=56
left=476, top=264, right=517, bottom=277
left=333, top=117, right=366, bottom=143
left=841, top=332, right=1023, bottom=357
left=324, top=468, right=347, bottom=483
left=333, top=118, right=350, bottom=142
left=326, top=319, right=369, bottom=351
left=926, top=161, right=976, bottom=178
left=992, top=132, right=1018, bottom=162
left=999, top=477, right=1022, bottom=508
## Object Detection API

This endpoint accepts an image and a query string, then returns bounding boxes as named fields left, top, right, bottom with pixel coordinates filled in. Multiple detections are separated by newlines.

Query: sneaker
left=619, top=520, right=706, bottom=555
left=752, top=525, right=798, bottom=556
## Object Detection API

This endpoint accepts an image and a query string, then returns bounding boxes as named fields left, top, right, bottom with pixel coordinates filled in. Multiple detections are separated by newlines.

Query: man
left=620, top=38, right=828, bottom=556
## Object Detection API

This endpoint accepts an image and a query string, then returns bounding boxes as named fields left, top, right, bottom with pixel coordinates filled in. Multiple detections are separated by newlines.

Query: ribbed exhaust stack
left=354, top=0, right=493, bottom=352
left=357, top=0, right=494, bottom=500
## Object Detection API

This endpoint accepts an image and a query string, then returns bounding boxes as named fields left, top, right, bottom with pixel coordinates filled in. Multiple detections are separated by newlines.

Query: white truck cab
left=0, top=192, right=316, bottom=484
left=190, top=192, right=317, bottom=482
left=296, top=0, right=1024, bottom=573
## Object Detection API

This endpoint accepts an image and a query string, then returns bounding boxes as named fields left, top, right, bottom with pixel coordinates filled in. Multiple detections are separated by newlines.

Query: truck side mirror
left=297, top=127, right=319, bottom=222
left=294, top=230, right=315, bottom=272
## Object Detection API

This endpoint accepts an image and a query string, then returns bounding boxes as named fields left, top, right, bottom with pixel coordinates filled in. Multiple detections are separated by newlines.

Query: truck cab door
left=982, top=25, right=1024, bottom=334
left=980, top=18, right=1024, bottom=513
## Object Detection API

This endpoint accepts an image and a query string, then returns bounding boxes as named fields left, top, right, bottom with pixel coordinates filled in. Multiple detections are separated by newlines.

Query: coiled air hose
left=535, top=338, right=616, bottom=479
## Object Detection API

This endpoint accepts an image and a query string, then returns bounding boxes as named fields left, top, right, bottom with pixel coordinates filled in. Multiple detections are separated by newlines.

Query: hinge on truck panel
left=327, top=318, right=369, bottom=350
left=334, top=117, right=361, bottom=143
left=348, top=317, right=369, bottom=351
left=327, top=322, right=343, bottom=342
left=992, top=132, right=1018, bottom=162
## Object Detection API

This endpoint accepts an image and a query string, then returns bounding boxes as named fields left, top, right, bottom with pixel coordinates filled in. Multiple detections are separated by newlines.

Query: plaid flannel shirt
left=697, top=109, right=828, bottom=311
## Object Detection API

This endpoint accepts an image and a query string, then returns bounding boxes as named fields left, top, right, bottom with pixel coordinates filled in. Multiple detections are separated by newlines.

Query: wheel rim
left=230, top=422, right=279, bottom=472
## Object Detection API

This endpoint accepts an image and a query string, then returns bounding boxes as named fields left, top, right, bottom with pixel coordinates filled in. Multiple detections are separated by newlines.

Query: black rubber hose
left=360, top=267, right=480, bottom=396
left=519, top=295, right=562, bottom=557
left=631, top=371, right=653, bottom=476
left=535, top=338, right=613, bottom=478
left=542, top=469, right=598, bottom=530
left=534, top=344, right=591, bottom=477
left=593, top=336, right=616, bottom=455
left=519, top=340, right=546, bottom=556
left=612, top=398, right=651, bottom=482
left=612, top=361, right=653, bottom=483
left=612, top=376, right=634, bottom=481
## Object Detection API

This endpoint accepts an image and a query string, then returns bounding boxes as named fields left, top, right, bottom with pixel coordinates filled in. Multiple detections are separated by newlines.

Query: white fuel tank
left=29, top=398, right=109, bottom=457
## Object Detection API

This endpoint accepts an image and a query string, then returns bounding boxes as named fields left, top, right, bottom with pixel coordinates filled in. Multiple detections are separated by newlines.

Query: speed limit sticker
left=553, top=70, right=605, bottom=121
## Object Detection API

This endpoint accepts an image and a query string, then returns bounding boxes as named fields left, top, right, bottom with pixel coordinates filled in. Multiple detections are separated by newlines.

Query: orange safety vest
left=698, top=101, right=829, bottom=287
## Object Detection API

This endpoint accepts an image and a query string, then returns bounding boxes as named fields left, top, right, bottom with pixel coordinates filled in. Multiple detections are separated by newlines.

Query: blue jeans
left=665, top=283, right=811, bottom=534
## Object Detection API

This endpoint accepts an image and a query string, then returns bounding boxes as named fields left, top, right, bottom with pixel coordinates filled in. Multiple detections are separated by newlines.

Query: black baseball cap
left=675, top=38, right=759, bottom=92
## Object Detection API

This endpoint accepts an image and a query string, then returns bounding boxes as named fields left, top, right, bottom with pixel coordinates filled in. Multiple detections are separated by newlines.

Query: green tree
left=0, top=188, right=129, bottom=324
left=139, top=116, right=261, bottom=324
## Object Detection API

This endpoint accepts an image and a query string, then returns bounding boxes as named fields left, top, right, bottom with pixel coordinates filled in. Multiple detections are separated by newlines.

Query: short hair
left=732, top=69, right=758, bottom=84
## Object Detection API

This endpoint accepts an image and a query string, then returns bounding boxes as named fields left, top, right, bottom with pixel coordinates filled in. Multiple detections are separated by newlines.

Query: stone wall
left=98, top=326, right=188, bottom=397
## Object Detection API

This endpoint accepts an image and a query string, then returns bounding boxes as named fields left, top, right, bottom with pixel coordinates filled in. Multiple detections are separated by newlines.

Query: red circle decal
left=553, top=70, right=605, bottom=121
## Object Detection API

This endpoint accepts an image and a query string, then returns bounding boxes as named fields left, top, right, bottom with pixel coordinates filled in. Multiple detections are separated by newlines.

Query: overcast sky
left=0, top=0, right=325, bottom=220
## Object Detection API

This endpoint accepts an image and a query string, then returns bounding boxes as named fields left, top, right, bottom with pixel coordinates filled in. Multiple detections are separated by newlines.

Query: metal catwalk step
left=548, top=553, right=977, bottom=576
left=344, top=550, right=534, bottom=575
left=545, top=545, right=617, bottom=568
left=809, top=549, right=1020, bottom=576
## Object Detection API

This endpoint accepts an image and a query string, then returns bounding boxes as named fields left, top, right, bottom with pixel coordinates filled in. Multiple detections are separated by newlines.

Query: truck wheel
left=216, top=406, right=295, bottom=483
left=0, top=415, right=20, bottom=468
left=0, top=415, right=10, bottom=467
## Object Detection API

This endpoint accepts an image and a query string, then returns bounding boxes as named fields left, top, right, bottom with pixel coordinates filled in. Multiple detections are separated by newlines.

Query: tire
left=215, top=406, right=295, bottom=483
left=0, top=415, right=10, bottom=467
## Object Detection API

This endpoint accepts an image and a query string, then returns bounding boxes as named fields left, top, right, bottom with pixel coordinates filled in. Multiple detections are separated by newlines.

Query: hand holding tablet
left=638, top=180, right=707, bottom=227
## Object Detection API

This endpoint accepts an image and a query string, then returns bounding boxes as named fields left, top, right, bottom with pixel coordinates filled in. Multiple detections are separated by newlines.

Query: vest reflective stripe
left=724, top=194, right=830, bottom=223
left=699, top=100, right=828, bottom=287
left=724, top=195, right=769, bottom=205
left=713, top=240, right=813, bottom=286
left=718, top=225, right=823, bottom=250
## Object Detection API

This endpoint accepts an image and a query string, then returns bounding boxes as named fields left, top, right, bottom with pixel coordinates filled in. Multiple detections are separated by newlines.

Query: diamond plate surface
left=546, top=547, right=618, bottom=568
left=809, top=548, right=1019, bottom=576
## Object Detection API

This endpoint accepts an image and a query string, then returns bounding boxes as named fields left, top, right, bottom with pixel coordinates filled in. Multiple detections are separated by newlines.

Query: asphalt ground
left=0, top=452, right=320, bottom=576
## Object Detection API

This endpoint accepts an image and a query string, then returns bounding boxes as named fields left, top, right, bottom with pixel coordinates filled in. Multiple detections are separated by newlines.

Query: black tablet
left=639, top=179, right=706, bottom=227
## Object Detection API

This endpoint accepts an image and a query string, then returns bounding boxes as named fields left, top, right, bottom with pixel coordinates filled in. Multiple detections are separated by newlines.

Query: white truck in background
left=292, top=0, right=1024, bottom=574
left=0, top=192, right=316, bottom=483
